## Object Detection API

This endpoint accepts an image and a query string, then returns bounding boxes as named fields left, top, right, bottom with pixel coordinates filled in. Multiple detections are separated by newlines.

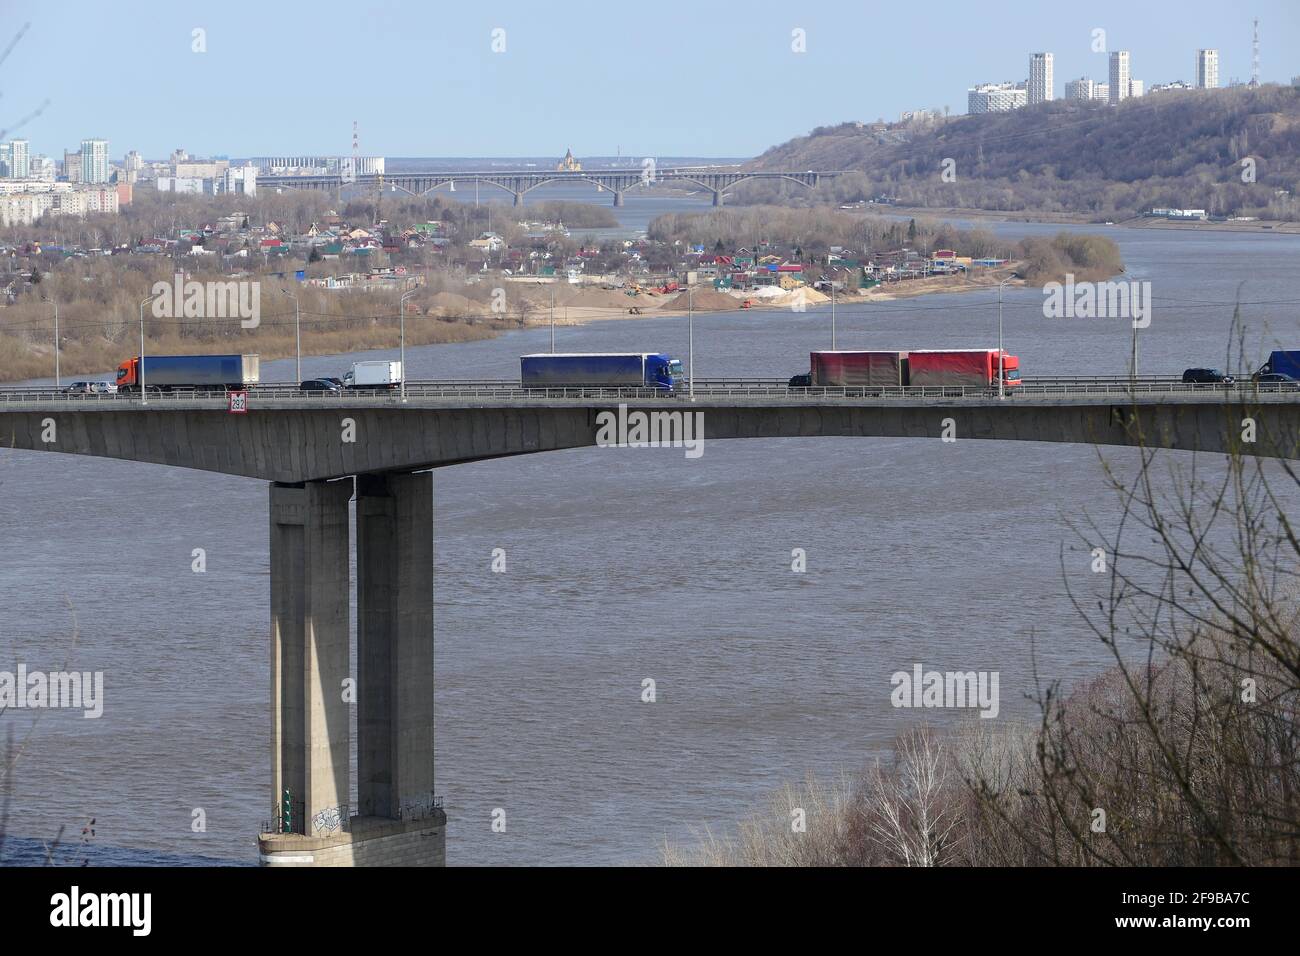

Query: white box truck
left=343, top=360, right=402, bottom=389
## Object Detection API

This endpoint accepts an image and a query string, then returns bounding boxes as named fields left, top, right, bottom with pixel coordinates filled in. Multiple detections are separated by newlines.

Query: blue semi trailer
left=116, top=353, right=260, bottom=392
left=1257, top=350, right=1300, bottom=379
left=520, top=352, right=684, bottom=390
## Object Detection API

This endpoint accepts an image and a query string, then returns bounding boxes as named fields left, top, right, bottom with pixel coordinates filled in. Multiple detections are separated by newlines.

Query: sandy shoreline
left=874, top=204, right=1300, bottom=234
left=523, top=268, right=1025, bottom=328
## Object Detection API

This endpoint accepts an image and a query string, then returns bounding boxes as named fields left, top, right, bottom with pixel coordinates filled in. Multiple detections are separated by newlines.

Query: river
left=2, top=187, right=1298, bottom=865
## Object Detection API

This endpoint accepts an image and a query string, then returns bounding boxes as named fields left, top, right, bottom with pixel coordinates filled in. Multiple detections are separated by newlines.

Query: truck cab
left=115, top=358, right=140, bottom=392
left=647, top=355, right=685, bottom=390
left=998, top=352, right=1021, bottom=388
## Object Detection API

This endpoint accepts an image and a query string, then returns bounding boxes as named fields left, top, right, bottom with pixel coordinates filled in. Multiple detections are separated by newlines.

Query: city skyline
left=1, top=0, right=1296, bottom=158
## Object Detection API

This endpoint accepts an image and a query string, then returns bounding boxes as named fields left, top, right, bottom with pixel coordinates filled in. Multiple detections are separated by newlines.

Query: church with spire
left=555, top=148, right=582, bottom=172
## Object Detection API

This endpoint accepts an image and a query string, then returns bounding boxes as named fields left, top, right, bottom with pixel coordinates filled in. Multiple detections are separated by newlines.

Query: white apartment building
left=1064, top=77, right=1093, bottom=100
left=156, top=164, right=257, bottom=197
left=259, top=155, right=386, bottom=176
left=1028, top=53, right=1054, bottom=105
left=156, top=176, right=218, bottom=195
left=0, top=180, right=73, bottom=196
left=9, top=139, right=29, bottom=178
left=223, top=163, right=258, bottom=196
left=0, top=192, right=53, bottom=226
left=1129, top=79, right=1145, bottom=97
left=967, top=82, right=1027, bottom=114
left=1109, top=51, right=1131, bottom=104
left=0, top=182, right=117, bottom=225
left=30, top=155, right=56, bottom=181
left=54, top=186, right=118, bottom=216
left=80, top=138, right=110, bottom=183
left=1196, top=49, right=1219, bottom=89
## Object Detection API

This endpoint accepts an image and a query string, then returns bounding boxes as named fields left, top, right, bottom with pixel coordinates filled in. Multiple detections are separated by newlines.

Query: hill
left=743, top=85, right=1300, bottom=221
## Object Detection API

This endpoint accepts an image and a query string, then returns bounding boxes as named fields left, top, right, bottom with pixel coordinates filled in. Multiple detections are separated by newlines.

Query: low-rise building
left=967, top=82, right=1027, bottom=113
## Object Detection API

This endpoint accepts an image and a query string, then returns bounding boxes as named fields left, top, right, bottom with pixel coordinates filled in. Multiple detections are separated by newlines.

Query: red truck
left=791, top=349, right=1020, bottom=390
left=907, top=349, right=1020, bottom=389
left=809, top=350, right=908, bottom=386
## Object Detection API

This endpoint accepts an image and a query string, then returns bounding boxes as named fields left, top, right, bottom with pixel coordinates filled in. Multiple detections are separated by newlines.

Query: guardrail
left=1, top=381, right=1297, bottom=403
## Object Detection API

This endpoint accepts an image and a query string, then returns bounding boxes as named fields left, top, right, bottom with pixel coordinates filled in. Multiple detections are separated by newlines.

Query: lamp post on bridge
left=997, top=275, right=1015, bottom=401
left=831, top=281, right=837, bottom=350
left=42, top=296, right=59, bottom=387
left=139, top=293, right=159, bottom=405
left=687, top=283, right=695, bottom=401
left=400, top=288, right=417, bottom=404
left=280, top=288, right=301, bottom=384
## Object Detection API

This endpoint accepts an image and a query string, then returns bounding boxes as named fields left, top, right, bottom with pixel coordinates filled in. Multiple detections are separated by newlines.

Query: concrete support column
left=712, top=189, right=723, bottom=207
left=356, top=471, right=435, bottom=819
left=268, top=479, right=352, bottom=835
left=612, top=190, right=625, bottom=207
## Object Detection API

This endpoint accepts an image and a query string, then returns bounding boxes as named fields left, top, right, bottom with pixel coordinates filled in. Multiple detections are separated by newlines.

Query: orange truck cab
left=115, top=357, right=141, bottom=391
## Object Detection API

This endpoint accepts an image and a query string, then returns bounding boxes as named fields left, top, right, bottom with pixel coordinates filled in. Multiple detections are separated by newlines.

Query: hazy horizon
left=1, top=0, right=1297, bottom=159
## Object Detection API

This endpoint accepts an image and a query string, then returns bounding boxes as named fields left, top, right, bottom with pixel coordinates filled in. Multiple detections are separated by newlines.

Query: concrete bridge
left=3, top=389, right=1297, bottom=866
left=258, top=167, right=835, bottom=207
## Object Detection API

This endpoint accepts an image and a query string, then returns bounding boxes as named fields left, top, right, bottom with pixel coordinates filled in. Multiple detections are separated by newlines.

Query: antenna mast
left=1250, top=18, right=1260, bottom=87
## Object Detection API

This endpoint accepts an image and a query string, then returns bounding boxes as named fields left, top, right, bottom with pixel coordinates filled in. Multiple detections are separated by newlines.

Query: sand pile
left=661, top=288, right=742, bottom=311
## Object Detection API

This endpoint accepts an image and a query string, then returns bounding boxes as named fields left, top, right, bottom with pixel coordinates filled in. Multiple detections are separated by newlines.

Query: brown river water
left=2, top=216, right=1298, bottom=865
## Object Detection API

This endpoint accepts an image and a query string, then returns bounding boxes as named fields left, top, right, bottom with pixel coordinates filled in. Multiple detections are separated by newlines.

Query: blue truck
left=115, top=354, right=260, bottom=392
left=519, top=352, right=684, bottom=390
left=1256, top=350, right=1300, bottom=380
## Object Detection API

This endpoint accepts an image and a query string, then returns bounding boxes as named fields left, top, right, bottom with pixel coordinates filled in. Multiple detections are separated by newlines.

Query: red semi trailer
left=906, top=349, right=1020, bottom=389
left=809, top=350, right=907, bottom=387
left=793, top=349, right=1020, bottom=390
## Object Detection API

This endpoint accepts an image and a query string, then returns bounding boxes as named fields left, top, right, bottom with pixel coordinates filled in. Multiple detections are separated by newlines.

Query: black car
left=300, top=378, right=342, bottom=392
left=1253, top=372, right=1299, bottom=386
left=788, top=373, right=812, bottom=388
left=1182, top=368, right=1235, bottom=385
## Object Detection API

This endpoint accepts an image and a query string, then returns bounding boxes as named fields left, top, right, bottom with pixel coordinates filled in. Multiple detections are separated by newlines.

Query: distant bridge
left=256, top=167, right=837, bottom=207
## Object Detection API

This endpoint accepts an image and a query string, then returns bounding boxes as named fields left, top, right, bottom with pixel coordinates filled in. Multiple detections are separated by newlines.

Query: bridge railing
left=1, top=380, right=1297, bottom=403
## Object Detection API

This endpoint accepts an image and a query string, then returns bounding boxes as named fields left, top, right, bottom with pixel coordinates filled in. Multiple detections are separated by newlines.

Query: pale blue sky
left=2, top=0, right=1297, bottom=160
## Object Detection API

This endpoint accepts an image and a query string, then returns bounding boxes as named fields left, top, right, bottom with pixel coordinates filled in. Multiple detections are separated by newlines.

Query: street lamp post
left=1131, top=321, right=1139, bottom=387
left=280, top=289, right=301, bottom=383
left=550, top=284, right=555, bottom=353
left=400, top=288, right=417, bottom=403
left=139, top=293, right=158, bottom=404
left=831, top=282, right=837, bottom=350
left=688, top=284, right=694, bottom=400
left=997, top=276, right=1014, bottom=400
left=46, top=299, right=60, bottom=387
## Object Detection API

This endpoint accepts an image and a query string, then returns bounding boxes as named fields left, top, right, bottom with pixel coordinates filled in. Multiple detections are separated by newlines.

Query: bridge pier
left=259, top=475, right=444, bottom=867
left=356, top=472, right=435, bottom=820
left=613, top=190, right=625, bottom=207
left=711, top=190, right=723, bottom=207
left=512, top=191, right=523, bottom=207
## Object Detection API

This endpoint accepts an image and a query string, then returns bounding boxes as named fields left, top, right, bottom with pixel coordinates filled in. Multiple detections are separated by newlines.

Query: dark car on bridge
left=1253, top=372, right=1299, bottom=388
left=300, top=378, right=342, bottom=392
left=1182, top=368, right=1235, bottom=386
left=787, top=373, right=813, bottom=388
